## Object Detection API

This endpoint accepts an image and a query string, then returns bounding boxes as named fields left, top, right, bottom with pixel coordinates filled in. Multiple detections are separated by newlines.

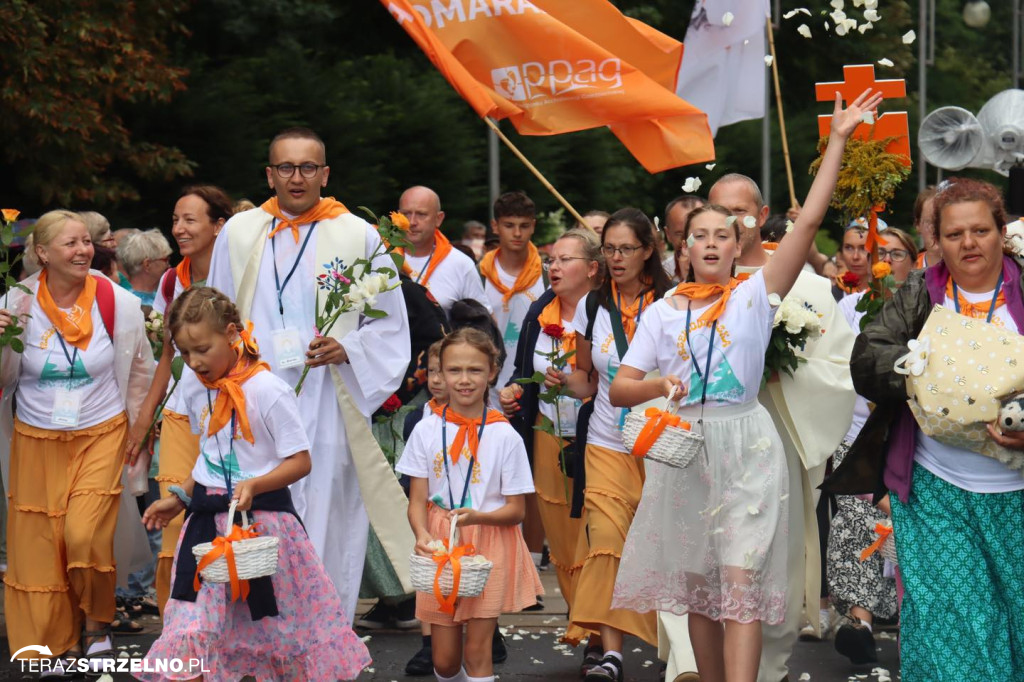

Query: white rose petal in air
left=861, top=111, right=875, bottom=124
left=722, top=11, right=734, bottom=26
left=654, top=216, right=660, bottom=229
left=687, top=234, right=696, bottom=248
left=742, top=215, right=757, bottom=229
left=682, top=177, right=702, bottom=193
left=747, top=505, right=761, bottom=515
left=830, top=10, right=846, bottom=23
left=706, top=162, right=717, bottom=170
left=903, top=30, right=916, bottom=44
left=864, top=0, right=878, bottom=8
left=751, top=436, right=772, bottom=450
left=864, top=9, right=880, bottom=22
left=858, top=22, right=873, bottom=34
left=767, top=293, right=782, bottom=307
left=798, top=675, right=811, bottom=682
left=797, top=24, right=812, bottom=38
left=783, top=8, right=811, bottom=19
left=725, top=215, right=737, bottom=227
left=785, top=219, right=795, bottom=233
left=824, top=21, right=830, bottom=30
left=764, top=55, right=774, bottom=67
left=835, top=22, right=849, bottom=36
left=830, top=0, right=844, bottom=9
left=878, top=57, right=894, bottom=67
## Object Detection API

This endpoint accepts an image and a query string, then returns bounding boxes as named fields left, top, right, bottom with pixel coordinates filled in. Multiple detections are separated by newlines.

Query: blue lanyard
left=414, top=246, right=435, bottom=284
left=684, top=303, right=717, bottom=407
left=54, top=332, right=79, bottom=383
left=440, top=405, right=487, bottom=511
left=952, top=272, right=1003, bottom=324
left=205, top=389, right=238, bottom=498
left=270, top=219, right=318, bottom=318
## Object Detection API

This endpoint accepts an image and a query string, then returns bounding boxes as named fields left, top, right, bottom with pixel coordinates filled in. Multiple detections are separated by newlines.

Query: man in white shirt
left=398, top=185, right=488, bottom=313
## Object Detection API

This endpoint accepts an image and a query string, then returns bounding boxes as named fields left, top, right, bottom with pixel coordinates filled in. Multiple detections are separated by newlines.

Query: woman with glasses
left=538, top=209, right=670, bottom=681
left=826, top=227, right=917, bottom=664
left=499, top=228, right=603, bottom=645
left=115, top=229, right=173, bottom=307
left=832, top=219, right=878, bottom=300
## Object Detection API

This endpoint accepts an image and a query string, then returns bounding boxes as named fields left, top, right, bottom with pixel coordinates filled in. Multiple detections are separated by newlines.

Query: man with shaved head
left=397, top=185, right=488, bottom=312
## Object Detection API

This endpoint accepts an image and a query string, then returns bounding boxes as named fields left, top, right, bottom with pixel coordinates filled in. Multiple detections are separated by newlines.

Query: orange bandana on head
left=262, top=197, right=349, bottom=243
left=175, top=258, right=192, bottom=289
left=478, top=243, right=543, bottom=308
left=37, top=270, right=97, bottom=351
left=945, top=277, right=1006, bottom=320
left=673, top=279, right=742, bottom=325
left=430, top=403, right=509, bottom=464
left=537, top=297, right=576, bottom=369
left=398, top=231, right=454, bottom=288
left=610, top=282, right=656, bottom=342
left=197, top=344, right=271, bottom=445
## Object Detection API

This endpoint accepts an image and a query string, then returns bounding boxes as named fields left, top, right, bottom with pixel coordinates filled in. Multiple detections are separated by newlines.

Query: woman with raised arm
left=606, top=90, right=880, bottom=682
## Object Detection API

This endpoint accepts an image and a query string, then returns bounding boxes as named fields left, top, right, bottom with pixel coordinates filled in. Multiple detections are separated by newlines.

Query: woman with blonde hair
left=0, top=210, right=153, bottom=670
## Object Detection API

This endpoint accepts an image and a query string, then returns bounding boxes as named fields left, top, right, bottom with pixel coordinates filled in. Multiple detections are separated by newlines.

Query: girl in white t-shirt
left=139, top=286, right=369, bottom=681
left=608, top=91, right=880, bottom=682
left=397, top=328, right=542, bottom=682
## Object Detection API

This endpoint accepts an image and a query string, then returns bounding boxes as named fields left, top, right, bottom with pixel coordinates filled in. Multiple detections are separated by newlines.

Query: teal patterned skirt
left=891, top=464, right=1024, bottom=681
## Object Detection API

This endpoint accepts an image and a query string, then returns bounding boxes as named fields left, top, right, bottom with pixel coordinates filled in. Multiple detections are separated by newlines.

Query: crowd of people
left=1, top=86, right=1022, bottom=682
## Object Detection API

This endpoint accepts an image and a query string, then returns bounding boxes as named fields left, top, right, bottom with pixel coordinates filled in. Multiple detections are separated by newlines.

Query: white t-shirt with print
left=531, top=315, right=582, bottom=427
left=485, top=260, right=545, bottom=405
left=622, top=270, right=776, bottom=409
left=406, top=248, right=489, bottom=313
left=915, top=288, right=1024, bottom=493
left=180, top=369, right=311, bottom=490
left=396, top=410, right=534, bottom=512
left=17, top=298, right=123, bottom=430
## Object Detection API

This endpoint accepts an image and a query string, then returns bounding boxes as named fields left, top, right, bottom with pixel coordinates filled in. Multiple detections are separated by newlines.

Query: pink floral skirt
left=138, top=502, right=370, bottom=681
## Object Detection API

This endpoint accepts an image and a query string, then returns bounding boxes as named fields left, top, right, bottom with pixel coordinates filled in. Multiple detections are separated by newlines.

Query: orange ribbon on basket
left=431, top=539, right=478, bottom=615
left=859, top=522, right=893, bottom=561
left=631, top=407, right=683, bottom=457
left=194, top=523, right=263, bottom=602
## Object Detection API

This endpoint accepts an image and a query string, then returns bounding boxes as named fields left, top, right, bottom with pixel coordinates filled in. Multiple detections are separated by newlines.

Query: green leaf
left=1, top=225, right=13, bottom=246
left=358, top=206, right=379, bottom=223
left=362, top=307, right=387, bottom=319
left=9, top=338, right=23, bottom=354
left=170, top=356, right=185, bottom=381
left=391, top=252, right=405, bottom=271
left=13, top=283, right=31, bottom=295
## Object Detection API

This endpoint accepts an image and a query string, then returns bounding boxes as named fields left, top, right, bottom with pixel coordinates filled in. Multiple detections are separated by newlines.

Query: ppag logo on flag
left=491, top=59, right=623, bottom=103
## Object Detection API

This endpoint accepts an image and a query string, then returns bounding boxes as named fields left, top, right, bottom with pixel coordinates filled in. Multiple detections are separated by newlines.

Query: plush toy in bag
left=999, top=393, right=1024, bottom=431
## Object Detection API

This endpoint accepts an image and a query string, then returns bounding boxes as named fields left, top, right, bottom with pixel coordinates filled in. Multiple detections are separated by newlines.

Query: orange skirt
left=416, top=504, right=543, bottom=625
left=5, top=413, right=127, bottom=659
left=153, top=409, right=199, bottom=616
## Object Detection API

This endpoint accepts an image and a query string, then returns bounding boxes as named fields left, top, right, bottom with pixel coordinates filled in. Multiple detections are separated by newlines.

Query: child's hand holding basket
left=410, top=520, right=493, bottom=613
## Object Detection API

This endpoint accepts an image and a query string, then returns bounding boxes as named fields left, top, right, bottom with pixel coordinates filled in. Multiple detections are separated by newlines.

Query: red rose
left=381, top=394, right=402, bottom=414
left=542, top=324, right=564, bottom=340
left=841, top=271, right=860, bottom=288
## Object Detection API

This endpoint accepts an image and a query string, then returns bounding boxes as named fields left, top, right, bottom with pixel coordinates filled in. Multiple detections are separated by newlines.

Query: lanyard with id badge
left=206, top=389, right=238, bottom=497
left=269, top=219, right=318, bottom=370
left=440, top=405, right=486, bottom=511
left=51, top=332, right=83, bottom=427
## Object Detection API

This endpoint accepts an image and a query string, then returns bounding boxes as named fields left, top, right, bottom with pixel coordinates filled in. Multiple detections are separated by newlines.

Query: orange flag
left=381, top=0, right=714, bottom=173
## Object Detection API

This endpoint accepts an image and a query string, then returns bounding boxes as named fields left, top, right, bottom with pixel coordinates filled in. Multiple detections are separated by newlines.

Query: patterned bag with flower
left=897, top=304, right=1024, bottom=469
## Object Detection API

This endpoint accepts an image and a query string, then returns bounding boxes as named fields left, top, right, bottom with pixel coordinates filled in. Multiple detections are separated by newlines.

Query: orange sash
left=400, top=231, right=454, bottom=287
left=945, top=278, right=1006, bottom=319
left=537, top=296, right=576, bottom=369
left=37, top=270, right=97, bottom=351
left=194, top=522, right=263, bottom=602
left=197, top=349, right=270, bottom=444
left=261, top=197, right=349, bottom=243
left=431, top=536, right=479, bottom=614
left=672, top=279, right=742, bottom=326
left=859, top=522, right=893, bottom=561
left=610, top=282, right=655, bottom=342
left=632, top=406, right=689, bottom=457
left=479, top=244, right=543, bottom=307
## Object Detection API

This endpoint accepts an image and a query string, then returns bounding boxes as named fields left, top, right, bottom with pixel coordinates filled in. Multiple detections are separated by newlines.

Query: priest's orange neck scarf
left=537, top=296, right=576, bottom=369
left=610, top=282, right=655, bottom=342
left=197, top=346, right=271, bottom=444
left=673, top=279, right=743, bottom=325
left=946, top=277, right=1006, bottom=320
left=429, top=402, right=509, bottom=464
left=37, top=270, right=97, bottom=351
left=479, top=244, right=543, bottom=307
left=400, top=231, right=453, bottom=288
left=262, top=197, right=349, bottom=243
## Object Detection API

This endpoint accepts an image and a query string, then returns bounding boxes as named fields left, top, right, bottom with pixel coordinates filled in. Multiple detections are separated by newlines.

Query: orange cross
left=815, top=64, right=911, bottom=166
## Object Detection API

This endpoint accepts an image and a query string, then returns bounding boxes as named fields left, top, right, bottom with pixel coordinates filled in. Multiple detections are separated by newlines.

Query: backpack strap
left=95, top=276, right=116, bottom=339
left=161, top=269, right=177, bottom=308
left=584, top=290, right=599, bottom=342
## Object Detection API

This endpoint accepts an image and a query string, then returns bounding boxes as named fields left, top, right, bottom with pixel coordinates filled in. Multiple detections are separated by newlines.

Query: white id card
left=271, top=328, right=305, bottom=369
left=555, top=396, right=580, bottom=438
left=52, top=388, right=82, bottom=427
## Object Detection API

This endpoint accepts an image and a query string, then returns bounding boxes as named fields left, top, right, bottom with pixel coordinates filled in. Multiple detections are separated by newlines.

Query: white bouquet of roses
left=762, top=295, right=823, bottom=387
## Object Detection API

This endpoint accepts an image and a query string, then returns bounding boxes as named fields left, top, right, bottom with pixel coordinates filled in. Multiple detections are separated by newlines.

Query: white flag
left=676, top=0, right=770, bottom=136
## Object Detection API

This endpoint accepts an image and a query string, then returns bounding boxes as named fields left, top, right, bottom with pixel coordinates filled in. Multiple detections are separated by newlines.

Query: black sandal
left=110, top=608, right=143, bottom=634
left=580, top=643, right=604, bottom=677
left=83, top=626, right=115, bottom=678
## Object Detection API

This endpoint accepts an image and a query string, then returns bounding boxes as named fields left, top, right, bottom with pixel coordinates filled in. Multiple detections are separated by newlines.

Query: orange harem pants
left=5, top=413, right=127, bottom=659
left=567, top=443, right=657, bottom=646
left=154, top=410, right=199, bottom=615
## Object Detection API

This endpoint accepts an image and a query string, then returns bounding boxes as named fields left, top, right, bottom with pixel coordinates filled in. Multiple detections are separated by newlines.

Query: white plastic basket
left=192, top=499, right=280, bottom=584
left=622, top=388, right=704, bottom=469
left=410, top=520, right=492, bottom=599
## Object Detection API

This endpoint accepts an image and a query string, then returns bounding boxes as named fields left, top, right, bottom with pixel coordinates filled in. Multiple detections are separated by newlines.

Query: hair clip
left=238, top=319, right=260, bottom=355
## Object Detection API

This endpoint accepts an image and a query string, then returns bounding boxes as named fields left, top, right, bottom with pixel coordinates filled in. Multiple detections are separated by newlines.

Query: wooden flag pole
left=766, top=18, right=798, bottom=210
left=484, top=117, right=589, bottom=227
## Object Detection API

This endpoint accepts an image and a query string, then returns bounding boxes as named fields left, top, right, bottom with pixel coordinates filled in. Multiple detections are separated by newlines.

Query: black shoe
left=584, top=654, right=623, bottom=682
left=834, top=623, right=878, bottom=665
left=523, top=594, right=545, bottom=612
left=355, top=601, right=395, bottom=630
left=404, top=645, right=433, bottom=676
left=492, top=628, right=507, bottom=664
left=580, top=644, right=604, bottom=677
left=394, top=596, right=420, bottom=630
left=540, top=545, right=551, bottom=571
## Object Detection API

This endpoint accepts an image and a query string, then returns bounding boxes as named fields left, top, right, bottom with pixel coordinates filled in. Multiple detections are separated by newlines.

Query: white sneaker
left=798, top=607, right=839, bottom=641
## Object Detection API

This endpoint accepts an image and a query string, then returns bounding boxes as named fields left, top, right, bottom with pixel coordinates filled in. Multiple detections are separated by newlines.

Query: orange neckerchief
left=175, top=258, right=192, bottom=289
left=537, top=297, right=576, bottom=369
left=429, top=402, right=509, bottom=464
left=945, top=277, right=1006, bottom=319
left=673, top=279, right=743, bottom=325
left=262, top=197, right=349, bottom=243
left=37, top=270, right=97, bottom=351
left=197, top=347, right=270, bottom=444
left=478, top=244, right=543, bottom=307
left=399, top=231, right=454, bottom=288
left=610, top=282, right=655, bottom=342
